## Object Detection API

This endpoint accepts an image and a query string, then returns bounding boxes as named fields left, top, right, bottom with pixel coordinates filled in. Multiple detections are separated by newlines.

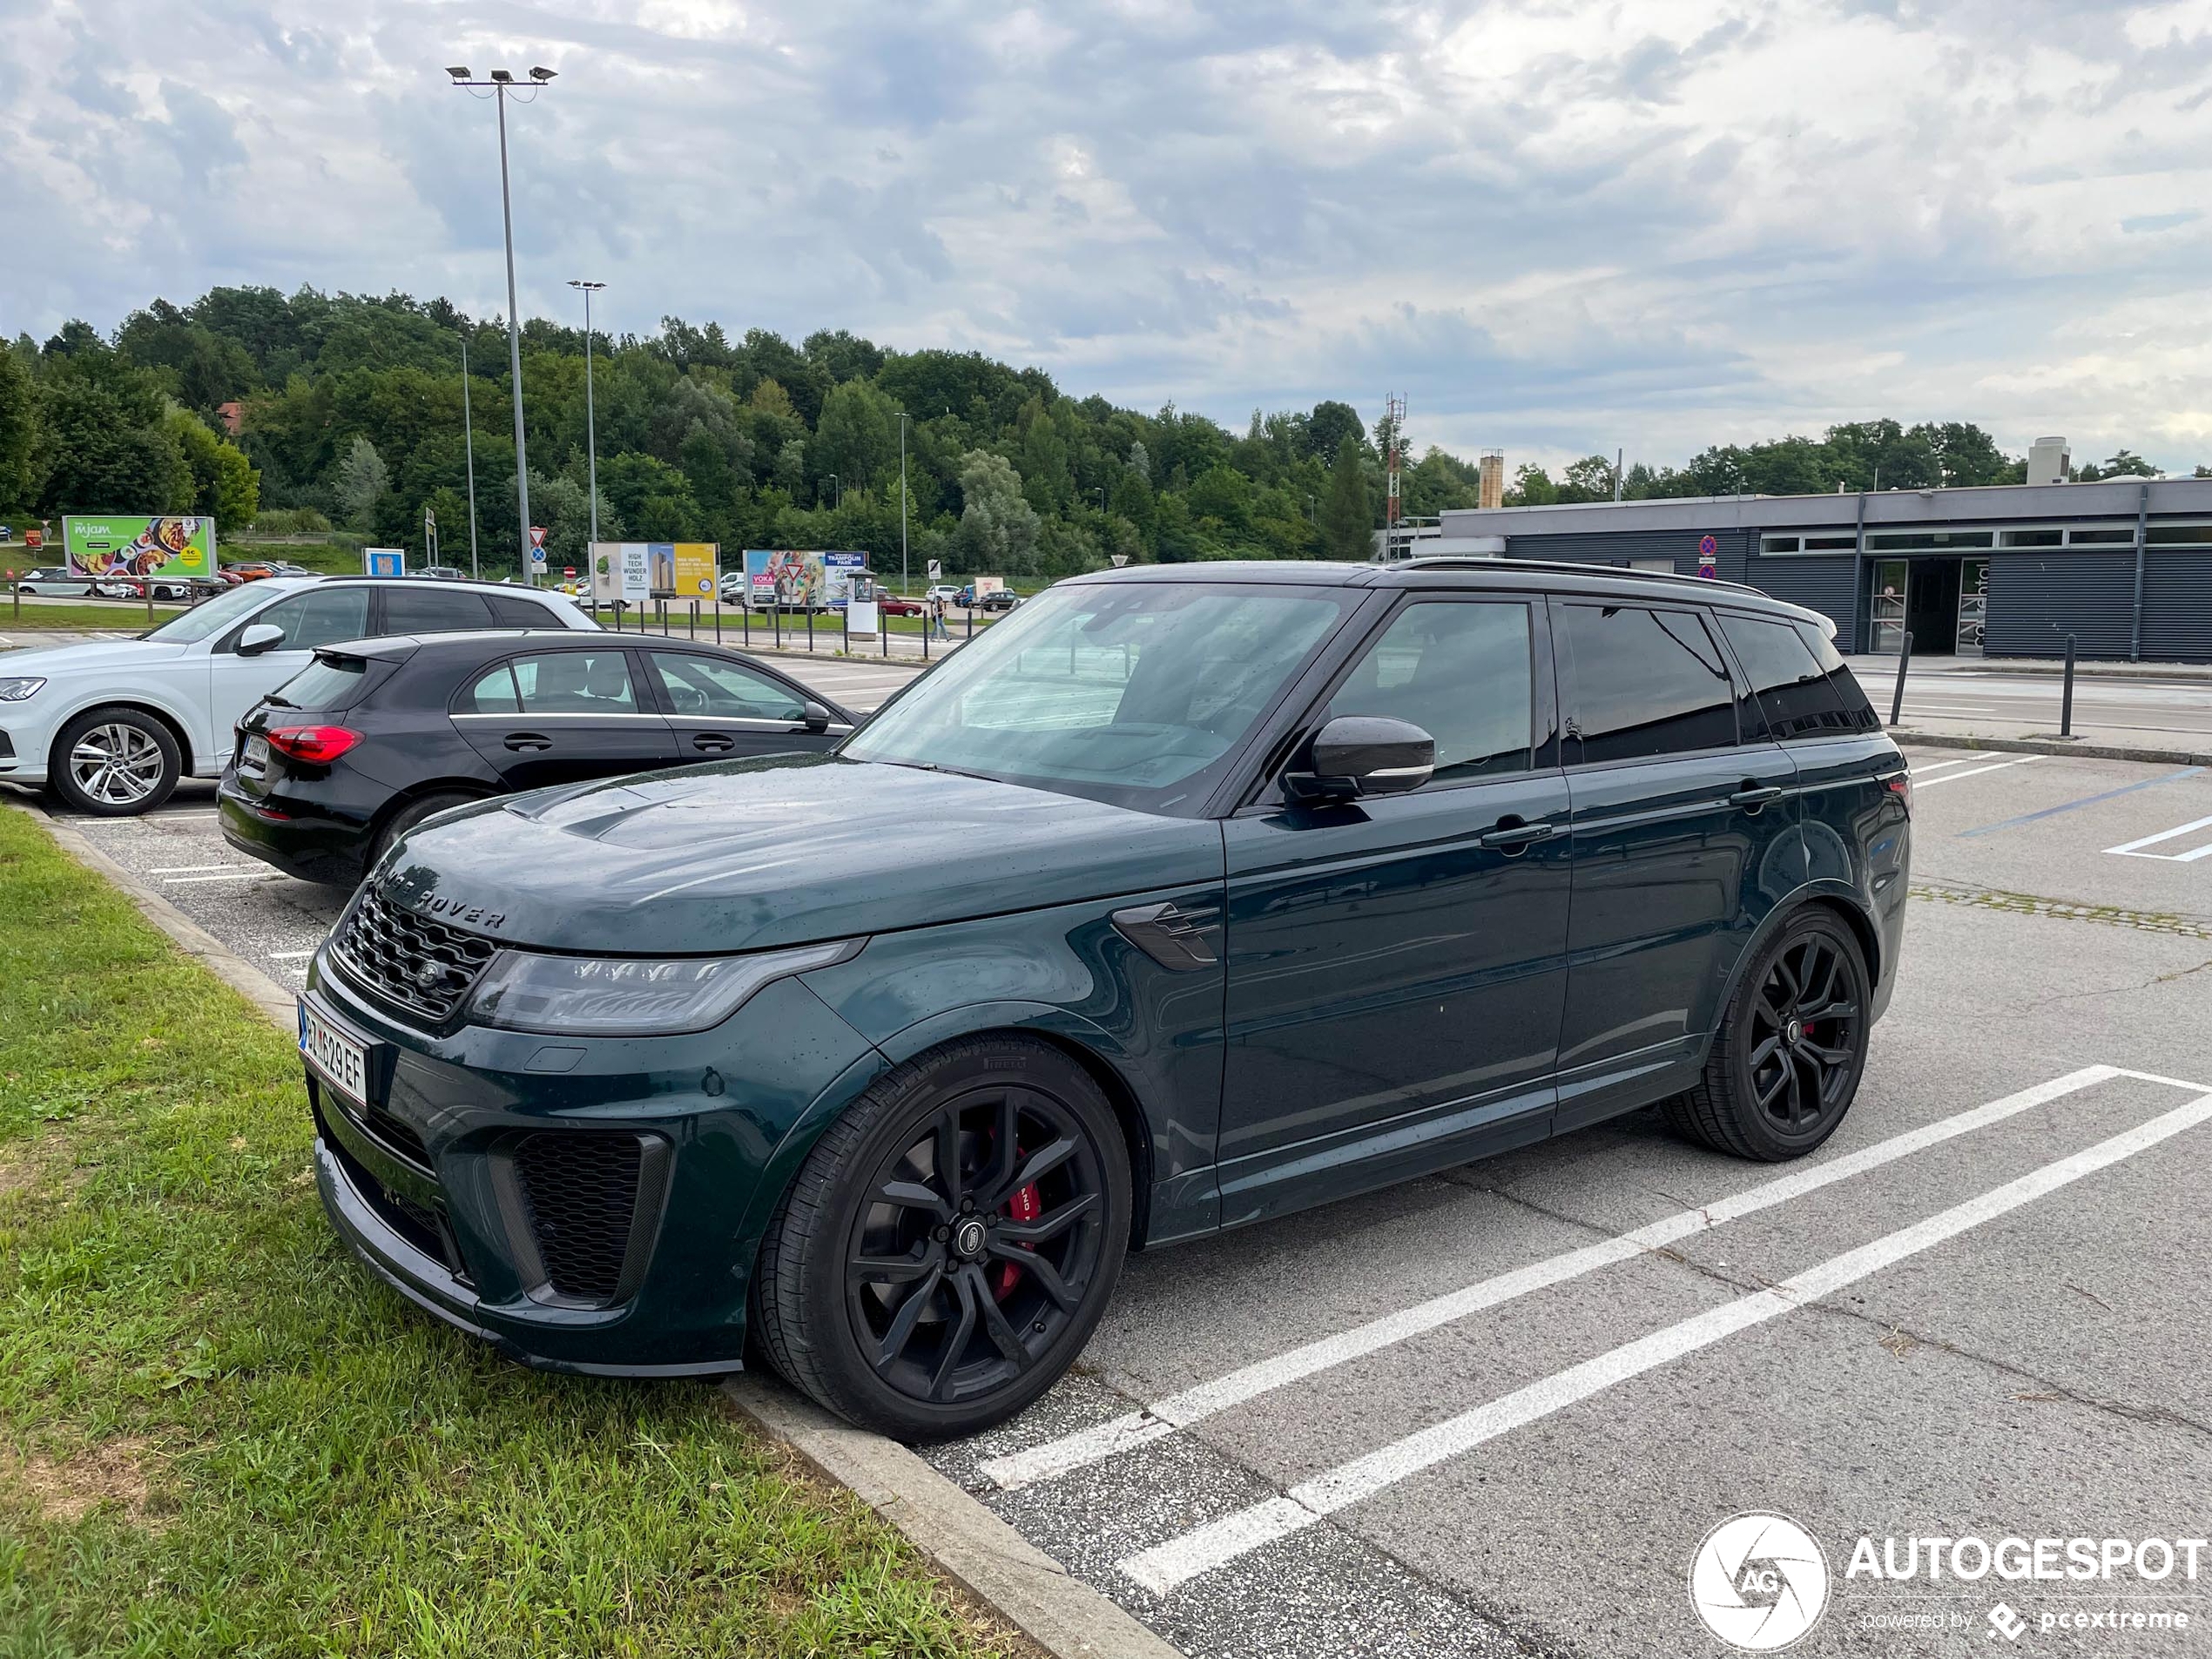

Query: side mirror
left=1284, top=715, right=1435, bottom=805
left=801, top=700, right=833, bottom=734
left=234, top=623, right=287, bottom=657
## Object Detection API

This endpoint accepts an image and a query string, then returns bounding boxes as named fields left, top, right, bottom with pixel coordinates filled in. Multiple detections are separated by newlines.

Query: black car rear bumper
left=218, top=775, right=371, bottom=884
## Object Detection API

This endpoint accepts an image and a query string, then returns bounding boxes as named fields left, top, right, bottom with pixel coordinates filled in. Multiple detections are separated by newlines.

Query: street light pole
left=898, top=412, right=909, bottom=594
left=826, top=473, right=840, bottom=510
left=449, top=64, right=556, bottom=583
left=569, top=280, right=604, bottom=553
left=459, top=333, right=481, bottom=581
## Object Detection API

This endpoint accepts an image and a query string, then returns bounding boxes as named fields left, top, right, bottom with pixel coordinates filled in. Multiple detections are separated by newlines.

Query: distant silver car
left=13, top=568, right=94, bottom=597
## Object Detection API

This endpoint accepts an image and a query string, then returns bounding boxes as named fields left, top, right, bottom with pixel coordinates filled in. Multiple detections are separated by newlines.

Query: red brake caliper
left=995, top=1180, right=1041, bottom=1301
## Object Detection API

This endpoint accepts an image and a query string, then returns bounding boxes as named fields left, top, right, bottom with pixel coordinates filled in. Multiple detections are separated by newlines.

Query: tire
left=1663, top=909, right=1871, bottom=1162
left=49, top=706, right=182, bottom=816
left=753, top=1035, right=1131, bottom=1440
left=368, top=791, right=478, bottom=875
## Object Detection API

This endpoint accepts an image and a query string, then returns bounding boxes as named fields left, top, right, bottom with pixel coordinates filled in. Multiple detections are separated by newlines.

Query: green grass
left=0, top=807, right=1022, bottom=1659
left=1, top=604, right=183, bottom=632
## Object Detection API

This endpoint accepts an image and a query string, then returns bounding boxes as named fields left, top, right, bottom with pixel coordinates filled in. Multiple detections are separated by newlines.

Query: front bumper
left=301, top=952, right=888, bottom=1375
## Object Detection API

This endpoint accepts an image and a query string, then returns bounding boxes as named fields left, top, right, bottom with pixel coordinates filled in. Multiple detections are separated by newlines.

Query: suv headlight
left=0, top=677, right=45, bottom=701
left=466, top=938, right=861, bottom=1035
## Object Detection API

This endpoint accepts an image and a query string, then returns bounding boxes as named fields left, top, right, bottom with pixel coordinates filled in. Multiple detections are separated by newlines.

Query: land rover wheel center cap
left=953, top=1218, right=988, bottom=1258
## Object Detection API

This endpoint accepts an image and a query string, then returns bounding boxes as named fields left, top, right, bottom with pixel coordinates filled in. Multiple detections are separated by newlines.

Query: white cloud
left=3, top=0, right=2209, bottom=472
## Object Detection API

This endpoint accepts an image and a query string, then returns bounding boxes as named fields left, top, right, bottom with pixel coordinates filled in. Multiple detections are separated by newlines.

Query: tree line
left=0, top=286, right=2179, bottom=577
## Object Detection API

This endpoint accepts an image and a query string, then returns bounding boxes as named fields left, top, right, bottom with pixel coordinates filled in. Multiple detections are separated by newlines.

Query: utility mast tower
left=1383, top=393, right=1406, bottom=540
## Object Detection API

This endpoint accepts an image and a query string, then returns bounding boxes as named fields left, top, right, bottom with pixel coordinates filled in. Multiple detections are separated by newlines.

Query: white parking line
left=1905, top=756, right=1987, bottom=778
left=1117, top=1078, right=2212, bottom=1597
left=1911, top=755, right=2042, bottom=788
left=163, top=871, right=274, bottom=885
left=2106, top=813, right=2212, bottom=863
left=980, top=1066, right=2119, bottom=1493
left=149, top=864, right=242, bottom=874
left=266, top=950, right=314, bottom=961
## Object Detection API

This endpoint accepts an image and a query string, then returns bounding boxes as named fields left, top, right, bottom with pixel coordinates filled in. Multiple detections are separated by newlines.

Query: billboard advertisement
left=590, top=542, right=651, bottom=605
left=64, top=516, right=215, bottom=582
left=364, top=547, right=405, bottom=577
left=741, top=550, right=867, bottom=610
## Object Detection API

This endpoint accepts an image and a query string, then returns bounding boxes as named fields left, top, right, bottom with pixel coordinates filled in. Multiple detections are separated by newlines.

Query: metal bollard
left=2060, top=634, right=2077, bottom=738
left=1888, top=631, right=1912, bottom=727
left=808, top=607, right=816, bottom=651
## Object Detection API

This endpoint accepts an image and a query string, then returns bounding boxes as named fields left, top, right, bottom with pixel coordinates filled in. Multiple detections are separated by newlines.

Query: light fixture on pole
left=448, top=63, right=556, bottom=582
left=458, top=332, right=481, bottom=580
left=568, top=280, right=605, bottom=551
left=826, top=473, right=840, bottom=510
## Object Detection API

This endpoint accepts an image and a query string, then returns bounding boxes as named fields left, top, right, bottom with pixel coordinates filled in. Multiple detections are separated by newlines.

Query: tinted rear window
left=1716, top=612, right=1848, bottom=739
left=488, top=594, right=559, bottom=628
left=383, top=586, right=495, bottom=634
left=1795, top=619, right=1881, bottom=730
left=271, top=654, right=370, bottom=712
left=1557, top=603, right=1737, bottom=762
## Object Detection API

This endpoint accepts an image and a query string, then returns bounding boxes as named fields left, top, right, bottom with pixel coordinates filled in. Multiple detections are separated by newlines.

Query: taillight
left=266, top=725, right=362, bottom=765
left=1887, top=773, right=1912, bottom=816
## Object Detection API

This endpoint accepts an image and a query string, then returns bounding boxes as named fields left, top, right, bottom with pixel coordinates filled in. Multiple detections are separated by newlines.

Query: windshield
left=140, top=581, right=283, bottom=644
left=842, top=580, right=1355, bottom=813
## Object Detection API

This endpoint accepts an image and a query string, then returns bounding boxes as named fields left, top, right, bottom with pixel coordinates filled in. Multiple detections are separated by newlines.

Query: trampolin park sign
left=64, top=516, right=216, bottom=582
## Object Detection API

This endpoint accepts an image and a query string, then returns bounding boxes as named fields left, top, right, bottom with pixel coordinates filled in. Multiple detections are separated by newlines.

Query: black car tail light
left=266, top=725, right=363, bottom=764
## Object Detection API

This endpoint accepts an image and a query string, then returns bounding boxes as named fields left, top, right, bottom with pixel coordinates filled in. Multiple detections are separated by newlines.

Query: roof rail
left=1393, top=554, right=1765, bottom=597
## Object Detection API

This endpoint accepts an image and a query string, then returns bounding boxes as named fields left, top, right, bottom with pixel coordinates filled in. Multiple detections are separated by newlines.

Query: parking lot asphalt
left=1848, top=658, right=2212, bottom=745
left=12, top=668, right=2212, bottom=1656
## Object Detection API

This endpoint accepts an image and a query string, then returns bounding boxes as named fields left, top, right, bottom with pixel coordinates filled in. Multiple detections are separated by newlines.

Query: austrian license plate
left=299, top=999, right=368, bottom=1109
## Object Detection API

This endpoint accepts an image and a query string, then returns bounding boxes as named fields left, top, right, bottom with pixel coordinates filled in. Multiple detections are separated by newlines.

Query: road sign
left=364, top=547, right=405, bottom=577
left=1109, top=554, right=1130, bottom=567
left=1696, top=533, right=1718, bottom=579
left=24, top=529, right=41, bottom=550
left=927, top=559, right=942, bottom=581
left=528, top=526, right=549, bottom=565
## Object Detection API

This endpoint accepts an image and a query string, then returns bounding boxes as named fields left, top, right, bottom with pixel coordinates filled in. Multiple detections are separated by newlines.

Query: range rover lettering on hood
left=378, top=870, right=509, bottom=932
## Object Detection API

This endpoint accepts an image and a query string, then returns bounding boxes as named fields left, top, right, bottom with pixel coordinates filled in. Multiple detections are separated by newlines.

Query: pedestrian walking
left=931, top=595, right=950, bottom=640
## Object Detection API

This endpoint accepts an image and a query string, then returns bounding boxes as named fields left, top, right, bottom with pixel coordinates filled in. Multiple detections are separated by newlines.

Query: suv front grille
left=330, top=886, right=497, bottom=1023
left=513, top=1133, right=650, bottom=1305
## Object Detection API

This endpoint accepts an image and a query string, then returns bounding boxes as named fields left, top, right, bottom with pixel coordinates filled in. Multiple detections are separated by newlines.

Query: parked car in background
left=224, top=562, right=283, bottom=582
left=977, top=589, right=1022, bottom=613
left=11, top=569, right=93, bottom=597
left=293, top=559, right=1907, bottom=1439
left=421, top=566, right=466, bottom=581
left=93, top=576, right=196, bottom=602
left=922, top=584, right=961, bottom=604
left=0, top=577, right=597, bottom=815
left=220, top=632, right=860, bottom=884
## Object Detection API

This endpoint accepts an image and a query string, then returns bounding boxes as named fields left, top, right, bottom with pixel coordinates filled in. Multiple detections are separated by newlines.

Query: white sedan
left=0, top=576, right=597, bottom=814
left=13, top=568, right=94, bottom=597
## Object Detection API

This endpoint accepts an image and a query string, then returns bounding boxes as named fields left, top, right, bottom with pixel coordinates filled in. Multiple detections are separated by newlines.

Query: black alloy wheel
left=754, top=1035, right=1130, bottom=1440
left=846, top=1086, right=1107, bottom=1407
left=1665, top=910, right=1870, bottom=1162
left=1744, top=930, right=1862, bottom=1136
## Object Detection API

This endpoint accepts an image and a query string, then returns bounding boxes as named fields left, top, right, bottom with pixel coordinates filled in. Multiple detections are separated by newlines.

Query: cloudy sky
left=6, top=0, right=2212, bottom=475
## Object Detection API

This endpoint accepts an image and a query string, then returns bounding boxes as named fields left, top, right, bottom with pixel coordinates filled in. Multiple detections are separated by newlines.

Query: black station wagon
left=297, top=560, right=1910, bottom=1439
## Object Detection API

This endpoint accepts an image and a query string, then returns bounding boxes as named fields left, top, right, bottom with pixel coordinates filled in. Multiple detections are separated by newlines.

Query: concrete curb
left=1892, top=730, right=2212, bottom=767
left=9, top=795, right=1175, bottom=1659
left=726, top=1377, right=1184, bottom=1659
left=10, top=797, right=299, bottom=1027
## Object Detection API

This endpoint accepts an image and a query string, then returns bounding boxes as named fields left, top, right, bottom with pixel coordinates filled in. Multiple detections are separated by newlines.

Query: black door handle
left=691, top=733, right=735, bottom=752
left=1479, top=819, right=1556, bottom=851
left=1730, top=784, right=1785, bottom=811
left=503, top=732, right=553, bottom=752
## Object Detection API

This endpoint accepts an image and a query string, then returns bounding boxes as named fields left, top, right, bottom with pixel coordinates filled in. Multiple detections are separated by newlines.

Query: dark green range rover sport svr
left=300, top=560, right=1909, bottom=1439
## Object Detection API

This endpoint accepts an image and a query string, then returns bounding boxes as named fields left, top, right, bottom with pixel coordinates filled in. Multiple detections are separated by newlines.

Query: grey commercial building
left=1433, top=477, right=2212, bottom=662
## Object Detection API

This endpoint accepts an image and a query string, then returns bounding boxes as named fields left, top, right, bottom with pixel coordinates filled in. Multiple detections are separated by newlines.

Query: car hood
left=0, top=637, right=192, bottom=674
left=376, top=752, right=1225, bottom=956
